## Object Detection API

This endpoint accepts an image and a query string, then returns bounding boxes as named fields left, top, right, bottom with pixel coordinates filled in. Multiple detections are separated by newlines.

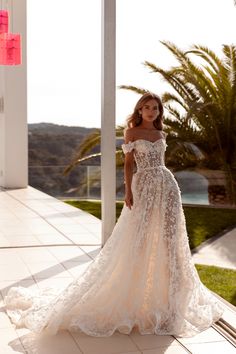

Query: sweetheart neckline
left=133, top=138, right=165, bottom=144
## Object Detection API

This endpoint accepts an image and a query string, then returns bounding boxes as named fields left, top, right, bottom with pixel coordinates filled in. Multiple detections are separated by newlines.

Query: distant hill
left=28, top=123, right=98, bottom=166
left=28, top=123, right=103, bottom=197
left=28, top=123, right=96, bottom=136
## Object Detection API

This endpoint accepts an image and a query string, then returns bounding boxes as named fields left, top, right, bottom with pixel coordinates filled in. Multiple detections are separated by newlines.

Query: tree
left=120, top=42, right=236, bottom=205
left=65, top=42, right=236, bottom=205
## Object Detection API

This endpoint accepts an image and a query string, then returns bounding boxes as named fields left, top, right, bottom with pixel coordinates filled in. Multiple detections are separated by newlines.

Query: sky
left=27, top=0, right=236, bottom=128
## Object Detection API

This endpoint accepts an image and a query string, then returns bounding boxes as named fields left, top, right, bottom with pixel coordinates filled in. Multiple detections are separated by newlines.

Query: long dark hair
left=126, top=92, right=164, bottom=130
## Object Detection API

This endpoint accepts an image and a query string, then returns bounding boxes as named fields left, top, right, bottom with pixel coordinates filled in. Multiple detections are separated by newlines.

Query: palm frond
left=144, top=60, right=199, bottom=103
left=164, top=104, right=182, bottom=122
left=161, top=92, right=188, bottom=111
left=187, top=45, right=223, bottom=73
left=160, top=41, right=218, bottom=101
left=118, top=85, right=148, bottom=95
left=186, top=45, right=233, bottom=113
left=64, top=149, right=124, bottom=175
left=64, top=130, right=101, bottom=175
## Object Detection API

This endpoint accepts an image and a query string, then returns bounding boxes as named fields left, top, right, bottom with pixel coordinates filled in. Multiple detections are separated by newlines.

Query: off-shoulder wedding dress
left=4, top=135, right=224, bottom=337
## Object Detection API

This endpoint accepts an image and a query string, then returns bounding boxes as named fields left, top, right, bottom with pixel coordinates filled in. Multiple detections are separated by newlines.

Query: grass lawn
left=183, top=206, right=236, bottom=249
left=195, top=264, right=236, bottom=306
left=64, top=200, right=236, bottom=306
left=65, top=200, right=236, bottom=249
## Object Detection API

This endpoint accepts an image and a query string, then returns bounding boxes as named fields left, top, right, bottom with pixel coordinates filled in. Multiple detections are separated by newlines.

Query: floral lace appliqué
left=4, top=138, right=224, bottom=338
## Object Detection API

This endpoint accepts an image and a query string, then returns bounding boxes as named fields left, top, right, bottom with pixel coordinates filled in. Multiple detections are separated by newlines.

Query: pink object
left=0, top=33, right=21, bottom=65
left=0, top=10, right=8, bottom=34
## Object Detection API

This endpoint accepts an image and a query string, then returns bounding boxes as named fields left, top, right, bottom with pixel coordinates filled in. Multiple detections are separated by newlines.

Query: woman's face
left=139, top=99, right=160, bottom=122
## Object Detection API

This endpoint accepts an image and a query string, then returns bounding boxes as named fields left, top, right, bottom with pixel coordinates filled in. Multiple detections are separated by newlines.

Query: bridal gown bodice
left=122, top=138, right=178, bottom=200
left=4, top=136, right=224, bottom=338
left=122, top=138, right=166, bottom=170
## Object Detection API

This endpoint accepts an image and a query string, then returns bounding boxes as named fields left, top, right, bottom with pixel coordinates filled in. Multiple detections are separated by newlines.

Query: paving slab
left=0, top=186, right=235, bottom=353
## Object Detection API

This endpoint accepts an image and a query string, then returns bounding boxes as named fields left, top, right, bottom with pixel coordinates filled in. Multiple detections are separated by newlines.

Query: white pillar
left=0, top=0, right=27, bottom=188
left=101, top=0, right=116, bottom=246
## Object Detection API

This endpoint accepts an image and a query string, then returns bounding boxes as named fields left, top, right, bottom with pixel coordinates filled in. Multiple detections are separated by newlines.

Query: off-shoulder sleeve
left=162, top=131, right=168, bottom=139
left=121, top=141, right=135, bottom=154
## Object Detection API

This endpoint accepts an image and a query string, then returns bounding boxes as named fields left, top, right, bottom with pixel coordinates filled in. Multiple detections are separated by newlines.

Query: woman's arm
left=124, top=129, right=135, bottom=209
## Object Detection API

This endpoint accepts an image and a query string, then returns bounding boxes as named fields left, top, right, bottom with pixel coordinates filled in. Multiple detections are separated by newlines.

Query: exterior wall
left=0, top=0, right=27, bottom=188
left=101, top=0, right=116, bottom=245
left=0, top=0, right=117, bottom=245
left=0, top=69, right=5, bottom=186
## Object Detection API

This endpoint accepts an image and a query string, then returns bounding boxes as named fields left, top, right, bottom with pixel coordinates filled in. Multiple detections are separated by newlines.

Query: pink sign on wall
left=0, top=10, right=8, bottom=34
left=0, top=33, right=21, bottom=65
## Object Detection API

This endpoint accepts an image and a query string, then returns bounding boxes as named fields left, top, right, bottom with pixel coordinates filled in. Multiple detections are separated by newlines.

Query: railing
left=29, top=165, right=235, bottom=207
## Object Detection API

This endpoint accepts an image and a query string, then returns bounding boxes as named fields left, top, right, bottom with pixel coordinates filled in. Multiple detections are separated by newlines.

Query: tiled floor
left=0, top=186, right=235, bottom=354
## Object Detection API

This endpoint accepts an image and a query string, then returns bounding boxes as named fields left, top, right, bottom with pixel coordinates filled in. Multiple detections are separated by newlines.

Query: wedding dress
left=4, top=136, right=224, bottom=337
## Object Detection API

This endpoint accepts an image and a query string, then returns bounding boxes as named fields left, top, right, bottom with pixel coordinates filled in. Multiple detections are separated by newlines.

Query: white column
left=101, top=0, right=116, bottom=246
left=0, top=0, right=27, bottom=188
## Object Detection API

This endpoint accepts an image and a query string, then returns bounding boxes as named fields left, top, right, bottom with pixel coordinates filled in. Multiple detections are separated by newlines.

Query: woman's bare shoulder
left=124, top=127, right=137, bottom=134
left=124, top=127, right=137, bottom=142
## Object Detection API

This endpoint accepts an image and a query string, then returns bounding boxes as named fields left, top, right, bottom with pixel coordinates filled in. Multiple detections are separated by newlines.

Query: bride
left=4, top=92, right=224, bottom=337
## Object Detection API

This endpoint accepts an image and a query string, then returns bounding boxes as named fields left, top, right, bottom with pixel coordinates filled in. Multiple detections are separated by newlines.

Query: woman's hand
left=125, top=189, right=133, bottom=210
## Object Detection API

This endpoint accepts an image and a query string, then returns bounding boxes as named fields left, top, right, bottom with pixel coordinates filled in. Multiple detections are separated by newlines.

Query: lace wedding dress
left=4, top=136, right=224, bottom=337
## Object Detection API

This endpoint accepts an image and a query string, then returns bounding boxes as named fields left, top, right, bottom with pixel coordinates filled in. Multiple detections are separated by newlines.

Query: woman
left=4, top=92, right=224, bottom=337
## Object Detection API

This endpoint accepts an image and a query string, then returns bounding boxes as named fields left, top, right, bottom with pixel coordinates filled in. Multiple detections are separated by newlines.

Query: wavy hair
left=126, top=92, right=164, bottom=130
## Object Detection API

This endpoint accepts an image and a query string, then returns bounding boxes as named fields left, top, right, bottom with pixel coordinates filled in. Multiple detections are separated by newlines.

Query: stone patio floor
left=0, top=186, right=235, bottom=354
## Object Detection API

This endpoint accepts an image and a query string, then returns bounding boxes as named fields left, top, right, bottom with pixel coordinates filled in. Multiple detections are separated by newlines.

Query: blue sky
left=27, top=0, right=236, bottom=128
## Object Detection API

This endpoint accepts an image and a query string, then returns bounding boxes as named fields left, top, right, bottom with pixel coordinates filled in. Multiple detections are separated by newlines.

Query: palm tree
left=63, top=127, right=126, bottom=196
left=63, top=127, right=125, bottom=176
left=120, top=42, right=236, bottom=205
left=65, top=42, right=236, bottom=205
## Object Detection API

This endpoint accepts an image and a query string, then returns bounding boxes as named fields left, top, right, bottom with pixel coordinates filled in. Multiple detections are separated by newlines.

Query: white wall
left=0, top=0, right=27, bottom=188
left=101, top=0, right=116, bottom=245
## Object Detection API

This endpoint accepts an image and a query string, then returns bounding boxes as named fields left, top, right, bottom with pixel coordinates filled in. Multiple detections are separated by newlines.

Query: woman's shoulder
left=124, top=127, right=168, bottom=141
left=124, top=126, right=137, bottom=133
left=123, top=127, right=137, bottom=142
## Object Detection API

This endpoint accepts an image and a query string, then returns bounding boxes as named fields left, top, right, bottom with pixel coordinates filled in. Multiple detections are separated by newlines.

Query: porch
left=0, top=187, right=235, bottom=353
